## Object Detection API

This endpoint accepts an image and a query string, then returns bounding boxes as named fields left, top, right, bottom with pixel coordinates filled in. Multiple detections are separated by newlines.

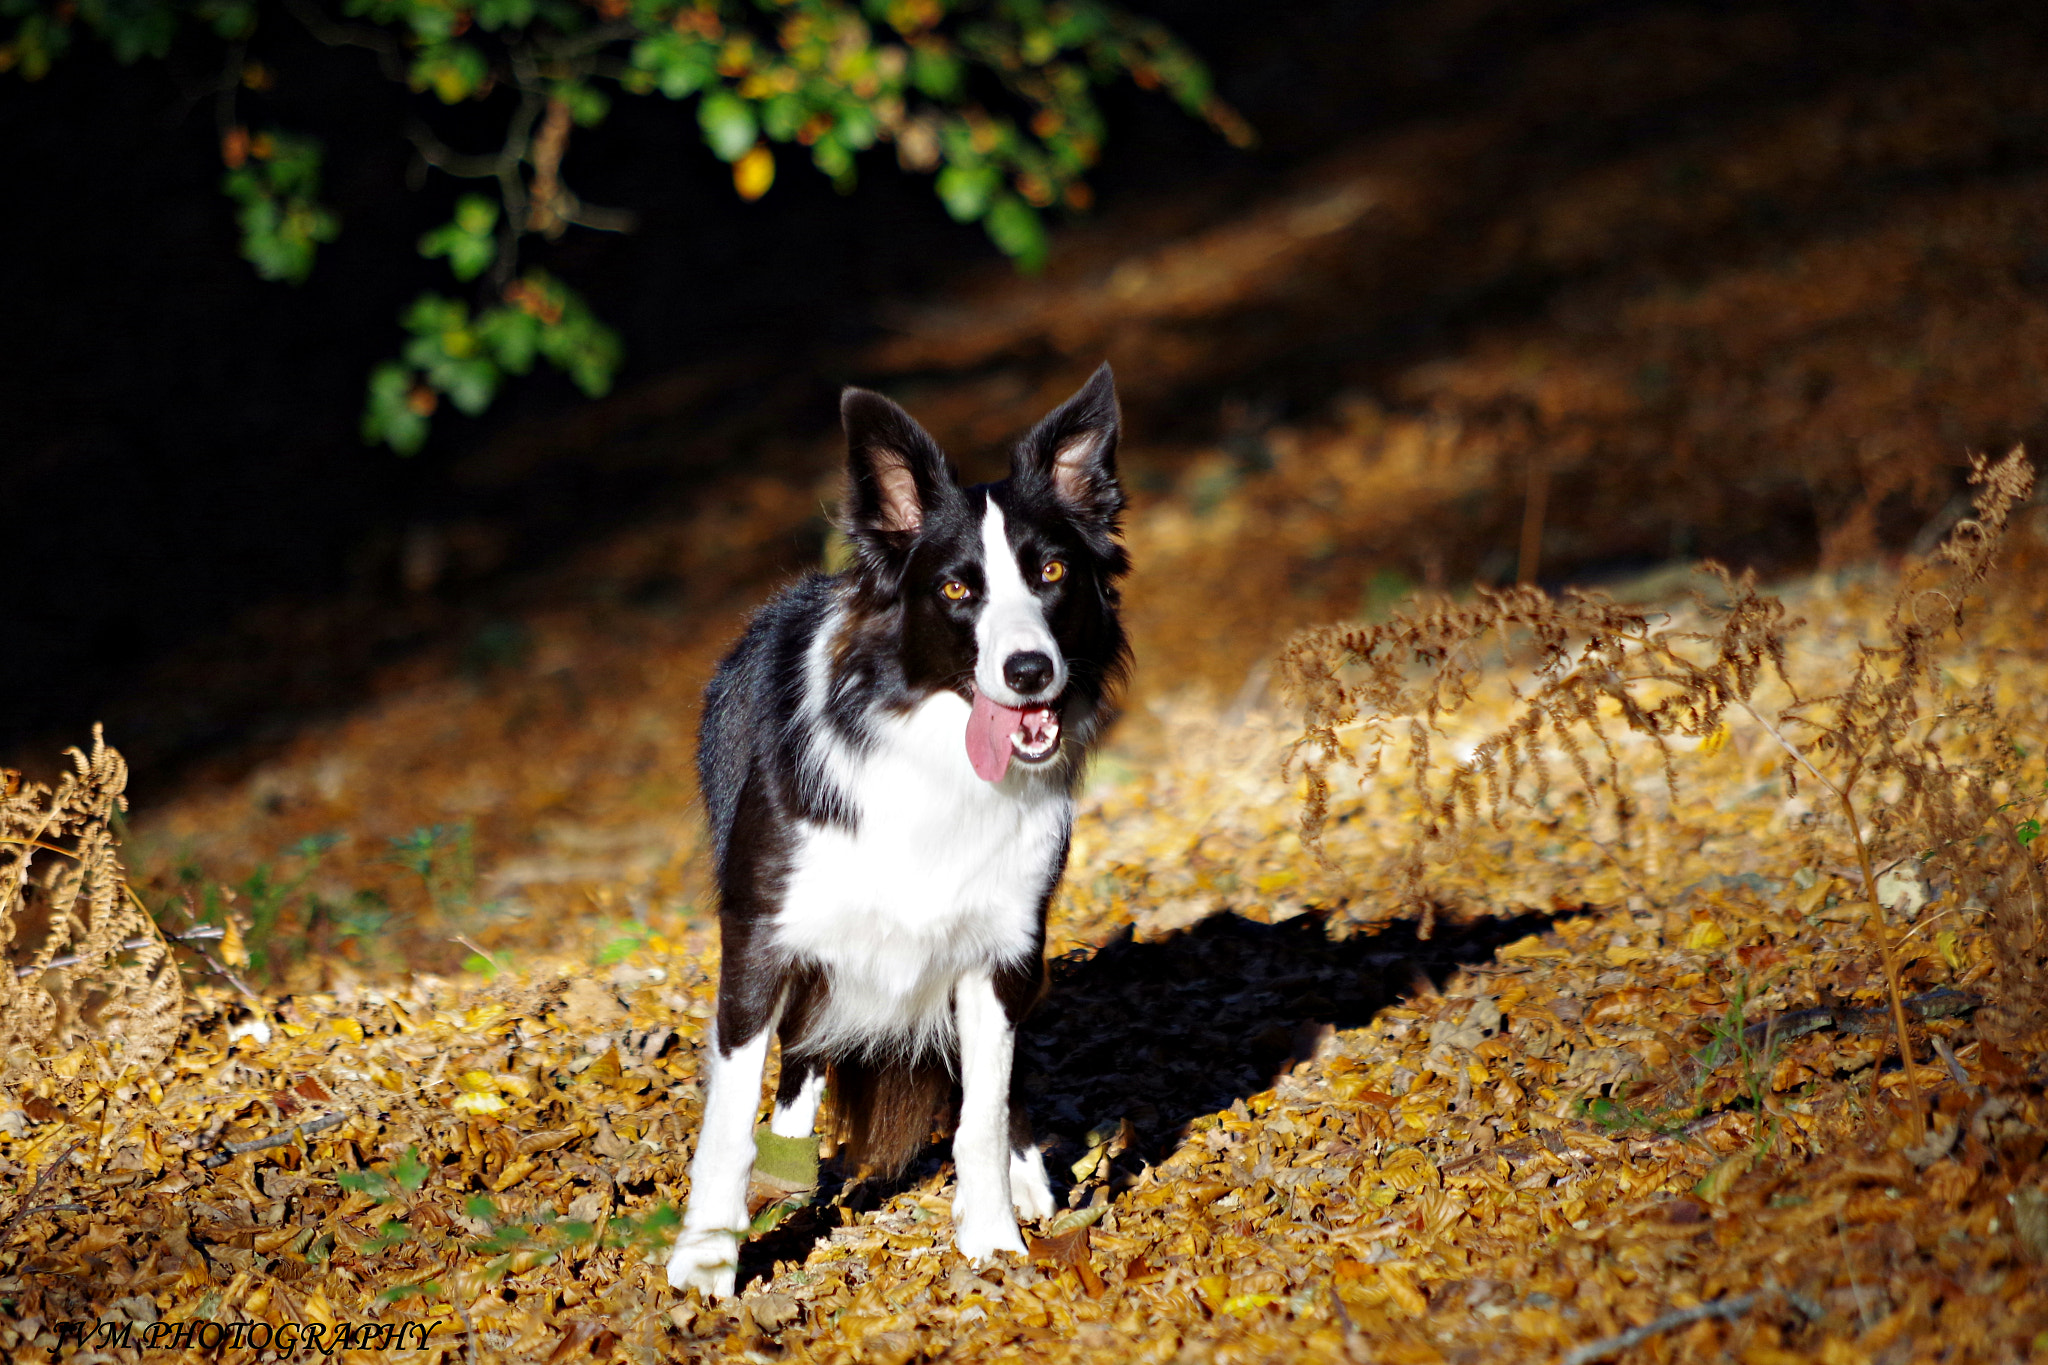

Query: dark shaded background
left=3, top=0, right=2040, bottom=792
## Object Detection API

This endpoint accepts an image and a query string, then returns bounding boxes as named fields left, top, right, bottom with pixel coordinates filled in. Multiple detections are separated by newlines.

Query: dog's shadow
left=736, top=906, right=1556, bottom=1290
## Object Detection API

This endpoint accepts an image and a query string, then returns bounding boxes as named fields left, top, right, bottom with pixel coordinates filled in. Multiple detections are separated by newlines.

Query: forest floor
left=10, top=3, right=2048, bottom=1362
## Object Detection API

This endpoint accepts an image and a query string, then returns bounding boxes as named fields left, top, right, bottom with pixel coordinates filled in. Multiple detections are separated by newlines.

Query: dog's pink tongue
left=967, top=691, right=1027, bottom=782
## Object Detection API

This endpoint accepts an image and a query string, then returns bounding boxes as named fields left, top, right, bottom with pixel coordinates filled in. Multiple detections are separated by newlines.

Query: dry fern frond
left=1278, top=569, right=1798, bottom=930
left=1, top=727, right=182, bottom=1071
left=1788, top=448, right=2048, bottom=1051
left=1280, top=446, right=2045, bottom=1089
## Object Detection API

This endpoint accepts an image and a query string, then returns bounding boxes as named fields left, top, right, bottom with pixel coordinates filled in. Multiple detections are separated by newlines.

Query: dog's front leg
left=668, top=1018, right=775, bottom=1298
left=952, top=970, right=1029, bottom=1260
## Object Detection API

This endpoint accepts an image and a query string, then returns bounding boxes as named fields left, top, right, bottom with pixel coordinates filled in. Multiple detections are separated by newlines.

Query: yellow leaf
left=1697, top=724, right=1731, bottom=757
left=1379, top=1146, right=1439, bottom=1191
left=458, top=1069, right=500, bottom=1094
left=1499, top=934, right=1568, bottom=961
left=1255, top=870, right=1298, bottom=895
left=1796, top=876, right=1834, bottom=917
left=733, top=143, right=775, bottom=201
left=1819, top=1339, right=1872, bottom=1365
left=329, top=1017, right=364, bottom=1044
left=1695, top=1149, right=1751, bottom=1203
left=1685, top=919, right=1727, bottom=950
left=1936, top=930, right=1964, bottom=971
left=452, top=1089, right=508, bottom=1115
left=1220, top=1293, right=1279, bottom=1315
left=219, top=915, right=249, bottom=968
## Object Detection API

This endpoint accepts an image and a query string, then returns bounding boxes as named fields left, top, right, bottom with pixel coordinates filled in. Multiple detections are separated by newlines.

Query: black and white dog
left=667, top=365, right=1130, bottom=1297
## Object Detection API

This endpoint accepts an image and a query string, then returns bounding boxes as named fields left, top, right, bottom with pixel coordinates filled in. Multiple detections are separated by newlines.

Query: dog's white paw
left=1010, top=1148, right=1056, bottom=1222
left=954, top=1213, right=1029, bottom=1262
left=666, top=1228, right=740, bottom=1299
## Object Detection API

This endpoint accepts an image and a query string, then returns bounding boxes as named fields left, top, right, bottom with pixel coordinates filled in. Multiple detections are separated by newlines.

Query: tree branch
left=282, top=0, right=403, bottom=80
left=404, top=122, right=506, bottom=180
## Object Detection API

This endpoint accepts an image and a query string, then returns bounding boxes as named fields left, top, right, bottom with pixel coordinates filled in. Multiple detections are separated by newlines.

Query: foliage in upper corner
left=2, top=0, right=1250, bottom=453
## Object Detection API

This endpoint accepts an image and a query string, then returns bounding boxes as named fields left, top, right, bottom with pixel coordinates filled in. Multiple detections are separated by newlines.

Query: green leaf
left=752, top=1129, right=819, bottom=1190
left=698, top=89, right=757, bottom=162
left=935, top=162, right=998, bottom=222
left=194, top=0, right=255, bottom=40
left=471, top=0, right=534, bottom=30
left=910, top=42, right=961, bottom=99
left=401, top=293, right=467, bottom=336
left=364, top=1217, right=411, bottom=1252
left=983, top=192, right=1047, bottom=271
left=810, top=133, right=854, bottom=188
left=630, top=30, right=714, bottom=99
left=475, top=305, right=541, bottom=374
left=336, top=1169, right=398, bottom=1201
left=220, top=132, right=337, bottom=284
left=393, top=1145, right=429, bottom=1191
left=418, top=195, right=499, bottom=281
left=760, top=92, right=804, bottom=142
left=554, top=78, right=609, bottom=127
left=411, top=42, right=488, bottom=103
left=2019, top=819, right=2042, bottom=847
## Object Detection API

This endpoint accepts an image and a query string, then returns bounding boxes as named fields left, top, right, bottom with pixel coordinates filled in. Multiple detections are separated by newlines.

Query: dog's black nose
left=1003, top=651, right=1055, bottom=696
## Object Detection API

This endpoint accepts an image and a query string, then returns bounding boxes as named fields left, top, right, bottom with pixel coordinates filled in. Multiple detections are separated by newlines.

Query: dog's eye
left=941, top=580, right=972, bottom=601
left=1041, top=560, right=1066, bottom=584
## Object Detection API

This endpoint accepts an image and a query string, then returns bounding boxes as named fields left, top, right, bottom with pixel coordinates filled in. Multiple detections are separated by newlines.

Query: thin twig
left=14, top=925, right=223, bottom=979
left=0, top=1140, right=83, bottom=1246
left=201, top=1112, right=349, bottom=1168
left=452, top=935, right=506, bottom=973
left=1734, top=698, right=1925, bottom=1142
left=1561, top=1293, right=1758, bottom=1365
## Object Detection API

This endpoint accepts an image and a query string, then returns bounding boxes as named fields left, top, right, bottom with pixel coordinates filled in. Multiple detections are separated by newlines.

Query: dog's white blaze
left=769, top=1069, right=827, bottom=1138
left=775, top=678, right=1067, bottom=1060
left=667, top=1018, right=777, bottom=1295
left=974, top=499, right=1065, bottom=707
left=951, top=971, right=1029, bottom=1258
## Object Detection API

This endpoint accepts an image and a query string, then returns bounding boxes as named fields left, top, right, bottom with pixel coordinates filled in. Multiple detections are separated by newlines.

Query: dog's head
left=837, top=363, right=1130, bottom=781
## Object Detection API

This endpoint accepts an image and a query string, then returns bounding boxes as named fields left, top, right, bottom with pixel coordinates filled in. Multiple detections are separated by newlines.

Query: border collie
left=666, top=365, right=1130, bottom=1298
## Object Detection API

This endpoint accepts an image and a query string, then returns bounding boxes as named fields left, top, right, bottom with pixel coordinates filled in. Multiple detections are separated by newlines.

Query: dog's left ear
left=1013, top=362, right=1122, bottom=525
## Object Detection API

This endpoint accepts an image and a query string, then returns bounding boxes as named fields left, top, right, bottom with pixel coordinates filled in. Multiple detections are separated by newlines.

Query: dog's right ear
left=840, top=388, right=953, bottom=558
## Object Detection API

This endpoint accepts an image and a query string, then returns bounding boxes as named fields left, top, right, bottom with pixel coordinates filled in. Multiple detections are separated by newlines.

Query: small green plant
left=175, top=832, right=344, bottom=976
left=595, top=919, right=653, bottom=966
left=339, top=1146, right=435, bottom=1286
left=389, top=823, right=481, bottom=924
left=341, top=1146, right=680, bottom=1302
left=1580, top=975, right=1788, bottom=1149
left=467, top=1196, right=681, bottom=1276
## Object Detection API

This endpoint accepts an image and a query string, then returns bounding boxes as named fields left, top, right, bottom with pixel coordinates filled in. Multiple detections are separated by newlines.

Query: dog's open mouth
left=966, top=690, right=1063, bottom=782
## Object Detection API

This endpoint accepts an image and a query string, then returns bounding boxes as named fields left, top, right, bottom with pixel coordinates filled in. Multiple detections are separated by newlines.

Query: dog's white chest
left=771, top=691, right=1068, bottom=1053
